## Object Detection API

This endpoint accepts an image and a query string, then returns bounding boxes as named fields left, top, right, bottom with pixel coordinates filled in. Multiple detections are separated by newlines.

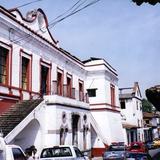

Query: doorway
left=72, top=114, right=80, bottom=146
left=40, top=65, right=49, bottom=96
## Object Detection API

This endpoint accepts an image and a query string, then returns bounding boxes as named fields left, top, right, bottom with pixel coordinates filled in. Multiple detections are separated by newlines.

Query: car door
left=73, top=147, right=85, bottom=160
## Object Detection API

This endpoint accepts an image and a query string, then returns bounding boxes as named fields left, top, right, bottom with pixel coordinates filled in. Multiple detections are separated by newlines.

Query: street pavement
left=149, top=148, right=160, bottom=160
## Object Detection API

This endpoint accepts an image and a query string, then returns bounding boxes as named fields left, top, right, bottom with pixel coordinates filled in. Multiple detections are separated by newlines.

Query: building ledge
left=122, top=123, right=138, bottom=129
left=44, top=95, right=89, bottom=110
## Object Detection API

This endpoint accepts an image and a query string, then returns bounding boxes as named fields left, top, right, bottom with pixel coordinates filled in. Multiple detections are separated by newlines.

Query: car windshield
left=40, top=147, right=72, bottom=158
left=108, top=145, right=125, bottom=151
left=131, top=144, right=141, bottom=149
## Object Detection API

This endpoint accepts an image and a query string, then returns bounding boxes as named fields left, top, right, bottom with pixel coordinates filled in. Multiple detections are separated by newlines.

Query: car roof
left=42, top=145, right=76, bottom=150
left=7, top=144, right=22, bottom=148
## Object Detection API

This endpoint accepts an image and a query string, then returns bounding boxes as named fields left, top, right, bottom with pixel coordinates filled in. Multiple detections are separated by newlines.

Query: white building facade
left=84, top=58, right=124, bottom=156
left=119, top=82, right=144, bottom=145
left=0, top=6, right=124, bottom=157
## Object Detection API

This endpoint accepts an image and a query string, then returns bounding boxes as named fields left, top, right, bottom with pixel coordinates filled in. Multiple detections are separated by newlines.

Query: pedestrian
left=26, top=148, right=34, bottom=160
left=0, top=137, right=6, bottom=160
left=30, top=145, right=39, bottom=160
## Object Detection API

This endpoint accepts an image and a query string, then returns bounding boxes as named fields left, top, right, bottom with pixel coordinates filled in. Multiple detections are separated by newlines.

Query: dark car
left=126, top=152, right=152, bottom=160
left=145, top=141, right=154, bottom=150
left=103, top=142, right=127, bottom=160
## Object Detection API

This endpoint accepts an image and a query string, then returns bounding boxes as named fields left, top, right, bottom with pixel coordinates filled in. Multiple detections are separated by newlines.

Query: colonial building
left=0, top=5, right=124, bottom=156
left=119, top=82, right=144, bottom=145
left=143, top=112, right=160, bottom=142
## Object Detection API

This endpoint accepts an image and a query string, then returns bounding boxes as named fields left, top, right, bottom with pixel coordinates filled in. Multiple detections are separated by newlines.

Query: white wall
left=91, top=111, right=124, bottom=145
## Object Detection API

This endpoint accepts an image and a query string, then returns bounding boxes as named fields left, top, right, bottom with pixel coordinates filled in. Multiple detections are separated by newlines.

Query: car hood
left=103, top=151, right=126, bottom=158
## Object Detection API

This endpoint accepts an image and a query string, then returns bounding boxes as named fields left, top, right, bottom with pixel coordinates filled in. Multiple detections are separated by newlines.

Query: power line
left=14, top=0, right=43, bottom=9
left=49, top=0, right=84, bottom=23
left=48, top=0, right=101, bottom=29
left=8, top=0, right=101, bottom=44
left=7, top=0, right=43, bottom=44
left=9, top=0, right=85, bottom=44
left=70, top=0, right=88, bottom=14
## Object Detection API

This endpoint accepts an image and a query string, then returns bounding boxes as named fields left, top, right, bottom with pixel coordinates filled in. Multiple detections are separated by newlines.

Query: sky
left=1, top=0, right=160, bottom=98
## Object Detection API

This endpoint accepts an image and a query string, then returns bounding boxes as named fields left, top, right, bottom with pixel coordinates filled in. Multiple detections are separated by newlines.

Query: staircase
left=89, top=113, right=108, bottom=145
left=0, top=99, right=43, bottom=137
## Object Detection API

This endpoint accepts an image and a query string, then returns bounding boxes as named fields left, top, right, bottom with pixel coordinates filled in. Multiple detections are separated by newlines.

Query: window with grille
left=79, top=81, right=84, bottom=101
left=22, top=57, right=30, bottom=90
left=111, top=84, right=115, bottom=107
left=57, top=72, right=63, bottom=96
left=67, top=76, right=72, bottom=97
left=0, top=47, right=8, bottom=84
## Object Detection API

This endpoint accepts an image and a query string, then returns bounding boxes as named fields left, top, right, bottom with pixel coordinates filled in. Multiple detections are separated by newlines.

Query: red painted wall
left=91, top=148, right=106, bottom=157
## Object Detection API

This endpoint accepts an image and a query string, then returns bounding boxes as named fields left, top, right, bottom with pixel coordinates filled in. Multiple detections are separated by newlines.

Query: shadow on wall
left=11, top=119, right=41, bottom=150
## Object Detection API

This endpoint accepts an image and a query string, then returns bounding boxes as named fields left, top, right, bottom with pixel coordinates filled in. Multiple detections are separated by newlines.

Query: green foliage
left=132, top=0, right=160, bottom=6
left=142, top=98, right=153, bottom=112
left=146, top=87, right=160, bottom=111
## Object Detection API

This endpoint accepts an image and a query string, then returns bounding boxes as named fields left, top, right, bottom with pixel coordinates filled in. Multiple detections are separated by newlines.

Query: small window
left=138, top=119, right=140, bottom=127
left=120, top=100, right=126, bottom=109
left=12, top=148, right=26, bottom=160
left=136, top=101, right=139, bottom=110
left=146, top=120, right=149, bottom=124
left=87, top=89, right=97, bottom=97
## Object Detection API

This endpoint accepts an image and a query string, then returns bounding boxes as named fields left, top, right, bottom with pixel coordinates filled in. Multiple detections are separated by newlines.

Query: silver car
left=103, top=143, right=127, bottom=160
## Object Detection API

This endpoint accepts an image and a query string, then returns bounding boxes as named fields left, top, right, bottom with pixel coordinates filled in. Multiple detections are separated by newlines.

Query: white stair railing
left=89, top=113, right=108, bottom=144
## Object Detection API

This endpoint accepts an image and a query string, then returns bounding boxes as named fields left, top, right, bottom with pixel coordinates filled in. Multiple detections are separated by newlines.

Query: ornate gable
left=9, top=8, right=57, bottom=44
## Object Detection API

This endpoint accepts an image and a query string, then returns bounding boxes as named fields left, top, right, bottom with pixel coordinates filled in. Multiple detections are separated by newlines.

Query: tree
left=142, top=98, right=153, bottom=112
left=132, top=0, right=160, bottom=5
left=146, top=86, right=160, bottom=111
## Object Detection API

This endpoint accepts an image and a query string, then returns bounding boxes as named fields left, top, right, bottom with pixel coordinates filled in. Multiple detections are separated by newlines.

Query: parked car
left=0, top=137, right=26, bottom=160
left=40, top=145, right=88, bottom=160
left=128, top=142, right=148, bottom=153
left=81, top=149, right=91, bottom=160
left=126, top=152, right=152, bottom=160
left=103, top=142, right=127, bottom=160
left=145, top=141, right=154, bottom=150
left=153, top=138, right=160, bottom=148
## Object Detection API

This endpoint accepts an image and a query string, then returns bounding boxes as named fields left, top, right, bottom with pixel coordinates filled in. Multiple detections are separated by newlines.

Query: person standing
left=0, top=136, right=6, bottom=160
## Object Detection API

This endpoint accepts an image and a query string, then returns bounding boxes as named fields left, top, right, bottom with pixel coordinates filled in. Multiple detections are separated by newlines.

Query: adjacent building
left=119, top=82, right=144, bottom=145
left=84, top=57, right=124, bottom=156
left=143, top=112, right=160, bottom=142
